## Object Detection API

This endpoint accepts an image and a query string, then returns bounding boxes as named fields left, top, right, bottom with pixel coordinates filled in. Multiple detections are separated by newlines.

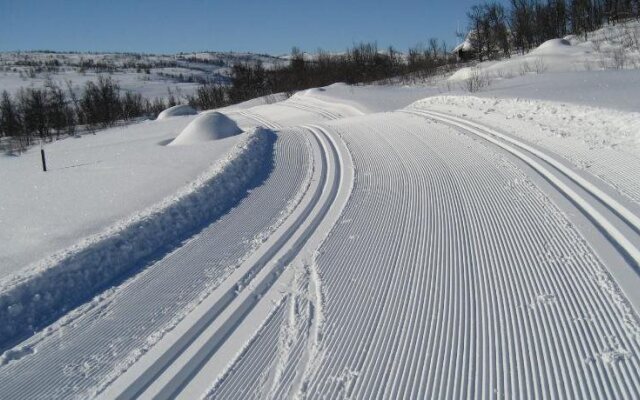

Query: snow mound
left=0, top=128, right=276, bottom=349
left=156, top=104, right=198, bottom=120
left=531, top=38, right=589, bottom=57
left=169, top=112, right=242, bottom=145
left=532, top=38, right=571, bottom=54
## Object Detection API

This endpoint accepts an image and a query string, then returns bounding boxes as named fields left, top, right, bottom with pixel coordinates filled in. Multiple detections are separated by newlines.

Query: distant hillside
left=0, top=51, right=286, bottom=100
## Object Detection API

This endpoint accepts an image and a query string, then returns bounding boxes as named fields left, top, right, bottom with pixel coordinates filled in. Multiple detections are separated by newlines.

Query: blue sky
left=0, top=0, right=504, bottom=55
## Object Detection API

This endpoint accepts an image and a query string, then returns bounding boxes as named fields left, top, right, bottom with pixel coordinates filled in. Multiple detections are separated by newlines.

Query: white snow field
left=0, top=115, right=241, bottom=274
left=1, top=36, right=640, bottom=399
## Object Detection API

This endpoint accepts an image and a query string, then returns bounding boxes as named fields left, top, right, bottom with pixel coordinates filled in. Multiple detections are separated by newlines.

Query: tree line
left=0, top=77, right=175, bottom=151
left=186, top=41, right=458, bottom=110
left=464, top=0, right=639, bottom=61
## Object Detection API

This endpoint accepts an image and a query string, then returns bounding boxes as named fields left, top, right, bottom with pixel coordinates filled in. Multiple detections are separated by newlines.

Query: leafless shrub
left=612, top=47, right=627, bottom=69
left=598, top=53, right=609, bottom=70
left=534, top=57, right=548, bottom=74
left=463, top=68, right=489, bottom=92
left=623, top=24, right=640, bottom=52
left=519, top=61, right=532, bottom=76
left=591, top=39, right=603, bottom=52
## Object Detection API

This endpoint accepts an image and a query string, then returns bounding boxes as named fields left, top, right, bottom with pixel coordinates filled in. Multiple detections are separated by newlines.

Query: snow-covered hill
left=0, top=51, right=285, bottom=100
left=449, top=20, right=640, bottom=85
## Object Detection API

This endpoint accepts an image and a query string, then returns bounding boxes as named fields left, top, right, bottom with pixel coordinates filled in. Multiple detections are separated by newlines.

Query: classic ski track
left=295, top=113, right=640, bottom=399
left=4, top=96, right=640, bottom=400
left=237, top=110, right=282, bottom=130
left=205, top=302, right=289, bottom=399
left=403, top=109, right=640, bottom=273
left=203, top=123, right=354, bottom=400
left=112, top=122, right=347, bottom=399
left=190, top=123, right=352, bottom=400
left=0, top=130, right=312, bottom=399
left=282, top=99, right=342, bottom=120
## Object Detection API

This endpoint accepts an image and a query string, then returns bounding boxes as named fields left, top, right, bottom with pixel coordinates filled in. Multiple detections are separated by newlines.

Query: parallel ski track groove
left=207, top=302, right=287, bottom=399
left=0, top=131, right=312, bottom=399
left=136, top=122, right=344, bottom=399
left=404, top=109, right=640, bottom=264
left=282, top=100, right=342, bottom=121
left=296, top=113, right=639, bottom=399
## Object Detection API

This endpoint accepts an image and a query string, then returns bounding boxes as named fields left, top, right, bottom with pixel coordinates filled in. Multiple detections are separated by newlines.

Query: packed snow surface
left=169, top=112, right=242, bottom=145
left=1, top=44, right=640, bottom=399
left=157, top=104, right=198, bottom=120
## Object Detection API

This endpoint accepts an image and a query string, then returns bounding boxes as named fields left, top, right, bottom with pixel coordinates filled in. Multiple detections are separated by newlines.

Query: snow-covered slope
left=1, top=56, right=639, bottom=399
left=0, top=51, right=285, bottom=100
left=449, top=20, right=640, bottom=85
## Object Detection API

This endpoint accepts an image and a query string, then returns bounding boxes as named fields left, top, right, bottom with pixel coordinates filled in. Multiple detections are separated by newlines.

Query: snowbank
left=169, top=112, right=242, bottom=145
left=410, top=95, right=640, bottom=204
left=157, top=104, right=198, bottom=120
left=0, top=128, right=276, bottom=349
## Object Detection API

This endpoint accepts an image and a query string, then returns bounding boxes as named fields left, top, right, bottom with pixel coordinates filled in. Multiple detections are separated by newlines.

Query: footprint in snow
left=529, top=293, right=557, bottom=309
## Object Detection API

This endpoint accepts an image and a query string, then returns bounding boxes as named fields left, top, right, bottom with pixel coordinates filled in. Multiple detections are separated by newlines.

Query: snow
left=0, top=127, right=274, bottom=349
left=471, top=69, right=640, bottom=112
left=453, top=38, right=474, bottom=53
left=411, top=95, right=640, bottom=205
left=169, top=112, right=242, bottom=145
left=449, top=20, right=640, bottom=83
left=0, top=51, right=286, bottom=101
left=292, top=83, right=439, bottom=114
left=156, top=104, right=198, bottom=120
left=0, top=70, right=201, bottom=101
left=531, top=38, right=574, bottom=54
left=1, top=24, right=640, bottom=399
left=0, top=116, right=240, bottom=274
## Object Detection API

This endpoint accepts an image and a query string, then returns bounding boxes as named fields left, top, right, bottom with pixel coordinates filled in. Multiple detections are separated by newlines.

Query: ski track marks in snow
left=402, top=108, right=640, bottom=269
left=2, top=92, right=640, bottom=399
left=0, top=128, right=275, bottom=352
left=264, top=112, right=639, bottom=399
left=0, top=128, right=314, bottom=399
left=415, top=96, right=640, bottom=206
left=93, top=120, right=352, bottom=399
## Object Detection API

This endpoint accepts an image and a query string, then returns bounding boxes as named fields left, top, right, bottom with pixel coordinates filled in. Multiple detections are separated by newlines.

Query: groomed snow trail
left=0, top=129, right=315, bottom=399
left=209, top=111, right=640, bottom=399
left=107, top=122, right=352, bottom=400
left=3, top=92, right=640, bottom=399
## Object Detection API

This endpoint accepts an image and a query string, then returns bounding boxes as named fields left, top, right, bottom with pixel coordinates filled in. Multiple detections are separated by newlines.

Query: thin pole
left=41, top=148, right=47, bottom=172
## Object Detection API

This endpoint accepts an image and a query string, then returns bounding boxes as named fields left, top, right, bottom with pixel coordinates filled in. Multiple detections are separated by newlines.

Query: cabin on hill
left=453, top=31, right=477, bottom=62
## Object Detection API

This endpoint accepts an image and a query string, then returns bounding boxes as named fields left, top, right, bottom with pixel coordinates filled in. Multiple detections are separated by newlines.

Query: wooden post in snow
left=41, top=148, right=47, bottom=172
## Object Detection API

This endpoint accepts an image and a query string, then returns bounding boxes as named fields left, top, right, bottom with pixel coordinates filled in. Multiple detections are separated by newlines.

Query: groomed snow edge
left=0, top=128, right=276, bottom=349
